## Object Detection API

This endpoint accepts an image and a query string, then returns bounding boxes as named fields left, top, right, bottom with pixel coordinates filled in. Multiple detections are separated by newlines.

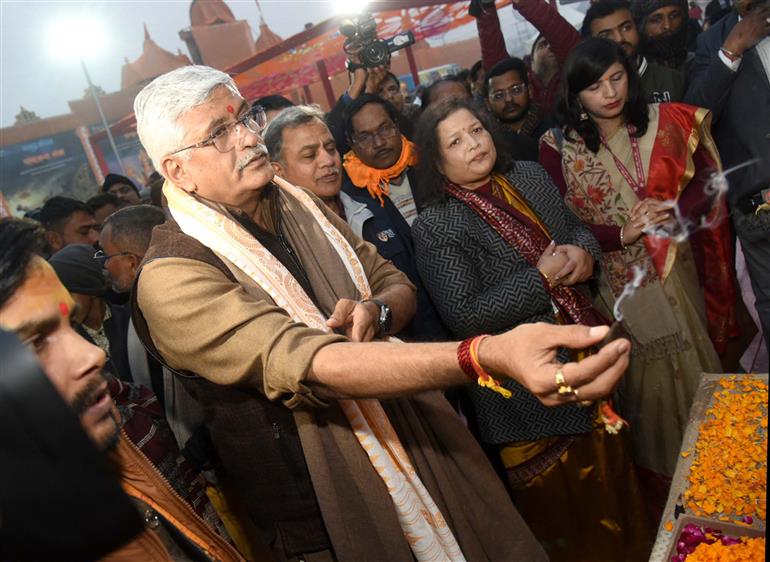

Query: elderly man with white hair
left=131, top=65, right=630, bottom=562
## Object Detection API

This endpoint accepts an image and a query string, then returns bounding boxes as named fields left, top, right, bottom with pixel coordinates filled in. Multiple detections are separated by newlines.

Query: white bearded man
left=131, top=65, right=631, bottom=562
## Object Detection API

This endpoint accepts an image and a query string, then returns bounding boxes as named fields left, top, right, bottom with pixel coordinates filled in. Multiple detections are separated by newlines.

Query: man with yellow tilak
left=132, top=65, right=631, bottom=562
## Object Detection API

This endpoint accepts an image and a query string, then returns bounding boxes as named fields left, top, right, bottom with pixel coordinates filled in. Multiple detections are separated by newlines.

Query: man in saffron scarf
left=130, top=65, right=631, bottom=562
left=342, top=94, right=420, bottom=226
left=338, top=94, right=448, bottom=341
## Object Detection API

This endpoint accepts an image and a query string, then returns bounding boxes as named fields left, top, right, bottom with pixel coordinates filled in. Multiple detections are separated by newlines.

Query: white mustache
left=236, top=144, right=268, bottom=171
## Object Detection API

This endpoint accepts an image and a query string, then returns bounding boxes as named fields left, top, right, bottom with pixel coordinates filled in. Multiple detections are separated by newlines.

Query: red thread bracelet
left=457, top=335, right=512, bottom=398
left=457, top=336, right=479, bottom=382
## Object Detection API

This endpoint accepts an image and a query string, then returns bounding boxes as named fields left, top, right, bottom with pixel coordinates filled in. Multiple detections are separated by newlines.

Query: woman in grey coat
left=411, top=98, right=652, bottom=561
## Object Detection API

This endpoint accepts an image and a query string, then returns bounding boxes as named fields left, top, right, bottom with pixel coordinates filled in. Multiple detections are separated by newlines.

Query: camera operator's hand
left=365, top=64, right=390, bottom=94
left=347, top=52, right=369, bottom=100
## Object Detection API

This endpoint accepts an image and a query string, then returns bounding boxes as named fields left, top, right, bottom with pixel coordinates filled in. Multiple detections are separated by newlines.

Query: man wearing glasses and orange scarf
left=340, top=94, right=446, bottom=341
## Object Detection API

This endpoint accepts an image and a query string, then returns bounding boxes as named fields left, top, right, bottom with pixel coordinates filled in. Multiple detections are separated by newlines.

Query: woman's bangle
left=540, top=270, right=553, bottom=287
left=619, top=224, right=627, bottom=248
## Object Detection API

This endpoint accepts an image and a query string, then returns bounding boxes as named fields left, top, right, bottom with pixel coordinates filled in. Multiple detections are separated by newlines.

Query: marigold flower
left=684, top=536, right=765, bottom=561
left=683, top=377, right=767, bottom=524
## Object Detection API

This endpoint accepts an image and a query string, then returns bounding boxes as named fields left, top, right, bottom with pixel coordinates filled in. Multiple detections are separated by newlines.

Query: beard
left=639, top=26, right=688, bottom=68
left=72, top=374, right=121, bottom=451
left=111, top=276, right=133, bottom=295
left=97, top=413, right=121, bottom=451
left=619, top=41, right=636, bottom=58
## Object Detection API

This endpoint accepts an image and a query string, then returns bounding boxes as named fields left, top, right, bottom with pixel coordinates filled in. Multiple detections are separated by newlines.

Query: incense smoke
left=643, top=159, right=759, bottom=242
left=613, top=265, right=646, bottom=322
left=612, top=159, right=759, bottom=323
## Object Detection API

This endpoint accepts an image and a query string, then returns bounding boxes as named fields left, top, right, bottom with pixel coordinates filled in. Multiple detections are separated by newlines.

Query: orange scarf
left=343, top=135, right=417, bottom=206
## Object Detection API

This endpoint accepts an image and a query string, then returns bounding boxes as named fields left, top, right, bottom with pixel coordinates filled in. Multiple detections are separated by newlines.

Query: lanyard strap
left=601, top=126, right=646, bottom=196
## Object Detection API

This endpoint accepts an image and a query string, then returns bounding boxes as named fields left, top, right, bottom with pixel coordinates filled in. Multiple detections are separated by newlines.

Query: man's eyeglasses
left=489, top=84, right=527, bottom=102
left=170, top=104, right=267, bottom=155
left=94, top=249, right=134, bottom=267
left=351, top=123, right=399, bottom=149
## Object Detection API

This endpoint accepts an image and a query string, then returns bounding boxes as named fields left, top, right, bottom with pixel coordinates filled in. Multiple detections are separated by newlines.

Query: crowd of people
left=1, top=0, right=768, bottom=560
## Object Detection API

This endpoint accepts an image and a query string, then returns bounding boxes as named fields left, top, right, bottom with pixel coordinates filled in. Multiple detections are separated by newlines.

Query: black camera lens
left=340, top=19, right=357, bottom=38
left=362, top=40, right=390, bottom=67
left=358, top=17, right=377, bottom=37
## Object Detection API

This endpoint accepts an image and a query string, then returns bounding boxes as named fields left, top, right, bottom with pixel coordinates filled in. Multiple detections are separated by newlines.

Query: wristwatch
left=363, top=299, right=392, bottom=337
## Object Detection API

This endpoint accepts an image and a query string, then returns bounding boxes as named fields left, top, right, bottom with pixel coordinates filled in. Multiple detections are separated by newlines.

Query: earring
left=578, top=104, right=588, bottom=121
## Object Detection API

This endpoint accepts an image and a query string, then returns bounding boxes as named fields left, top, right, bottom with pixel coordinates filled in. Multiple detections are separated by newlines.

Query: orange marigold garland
left=682, top=376, right=767, bottom=524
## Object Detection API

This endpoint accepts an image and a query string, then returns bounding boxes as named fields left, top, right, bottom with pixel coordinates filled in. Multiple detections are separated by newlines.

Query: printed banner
left=93, top=128, right=155, bottom=190
left=0, top=130, right=96, bottom=216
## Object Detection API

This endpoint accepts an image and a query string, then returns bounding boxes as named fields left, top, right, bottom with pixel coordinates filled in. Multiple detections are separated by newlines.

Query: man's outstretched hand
left=480, top=323, right=629, bottom=406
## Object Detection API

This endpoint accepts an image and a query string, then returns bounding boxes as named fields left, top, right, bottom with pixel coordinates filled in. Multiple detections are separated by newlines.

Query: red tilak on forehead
left=59, top=302, right=69, bottom=317
left=226, top=104, right=234, bottom=114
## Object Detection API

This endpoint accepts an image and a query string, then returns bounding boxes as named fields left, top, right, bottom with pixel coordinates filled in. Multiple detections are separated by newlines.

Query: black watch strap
left=346, top=60, right=365, bottom=72
left=362, top=298, right=392, bottom=337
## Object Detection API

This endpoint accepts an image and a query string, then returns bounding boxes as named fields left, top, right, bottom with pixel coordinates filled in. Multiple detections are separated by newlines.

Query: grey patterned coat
left=412, top=161, right=602, bottom=443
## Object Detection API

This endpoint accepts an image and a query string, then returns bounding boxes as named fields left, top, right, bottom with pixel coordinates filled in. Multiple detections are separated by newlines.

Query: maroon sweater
left=474, top=0, right=581, bottom=115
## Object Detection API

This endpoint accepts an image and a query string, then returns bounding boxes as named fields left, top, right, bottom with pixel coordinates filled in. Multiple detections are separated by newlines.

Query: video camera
left=340, top=12, right=415, bottom=69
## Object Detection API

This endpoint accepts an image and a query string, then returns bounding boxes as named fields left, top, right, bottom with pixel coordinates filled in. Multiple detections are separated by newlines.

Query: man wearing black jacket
left=685, top=0, right=770, bottom=340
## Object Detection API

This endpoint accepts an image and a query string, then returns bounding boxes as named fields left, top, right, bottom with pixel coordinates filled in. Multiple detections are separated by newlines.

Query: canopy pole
left=405, top=45, right=420, bottom=87
left=316, top=59, right=336, bottom=108
left=303, top=84, right=314, bottom=104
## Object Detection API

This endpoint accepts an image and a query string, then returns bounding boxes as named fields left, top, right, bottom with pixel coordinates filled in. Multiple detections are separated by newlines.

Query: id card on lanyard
left=601, top=126, right=646, bottom=197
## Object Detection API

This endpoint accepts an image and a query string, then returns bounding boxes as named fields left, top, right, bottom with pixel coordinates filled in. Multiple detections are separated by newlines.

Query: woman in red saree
left=539, top=38, right=737, bottom=492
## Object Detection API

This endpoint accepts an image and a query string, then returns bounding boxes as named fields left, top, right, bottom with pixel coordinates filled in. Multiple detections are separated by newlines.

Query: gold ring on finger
left=558, top=385, right=577, bottom=396
left=554, top=367, right=576, bottom=396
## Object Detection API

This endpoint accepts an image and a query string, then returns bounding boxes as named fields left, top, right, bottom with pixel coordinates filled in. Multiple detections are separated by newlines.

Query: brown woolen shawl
left=220, top=185, right=546, bottom=561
